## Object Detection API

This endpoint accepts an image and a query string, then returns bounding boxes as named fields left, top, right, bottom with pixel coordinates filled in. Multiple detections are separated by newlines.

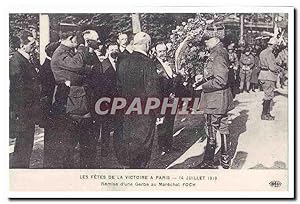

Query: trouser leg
left=261, top=81, right=275, bottom=120
left=217, top=114, right=231, bottom=168
left=101, top=118, right=111, bottom=157
left=220, top=134, right=230, bottom=169
left=198, top=114, right=231, bottom=169
left=62, top=120, right=77, bottom=169
left=157, top=113, right=175, bottom=150
left=239, top=79, right=244, bottom=91
left=11, top=125, right=35, bottom=168
left=43, top=123, right=58, bottom=168
left=78, top=118, right=98, bottom=169
left=246, top=81, right=250, bottom=91
left=197, top=114, right=217, bottom=169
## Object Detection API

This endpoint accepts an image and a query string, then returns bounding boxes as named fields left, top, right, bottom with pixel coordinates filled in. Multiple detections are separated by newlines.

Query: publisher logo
left=269, top=180, right=282, bottom=188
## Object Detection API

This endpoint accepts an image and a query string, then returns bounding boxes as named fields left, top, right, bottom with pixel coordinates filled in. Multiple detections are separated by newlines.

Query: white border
left=2, top=4, right=295, bottom=199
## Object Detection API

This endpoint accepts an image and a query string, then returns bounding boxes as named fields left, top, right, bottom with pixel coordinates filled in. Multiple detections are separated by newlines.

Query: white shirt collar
left=17, top=49, right=30, bottom=60
left=108, top=55, right=117, bottom=71
left=134, top=49, right=148, bottom=56
left=157, top=57, right=165, bottom=64
left=157, top=57, right=174, bottom=78
left=119, top=46, right=126, bottom=52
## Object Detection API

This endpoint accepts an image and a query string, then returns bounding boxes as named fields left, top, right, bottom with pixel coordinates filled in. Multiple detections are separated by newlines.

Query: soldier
left=249, top=49, right=261, bottom=92
left=195, top=25, right=233, bottom=169
left=227, top=44, right=239, bottom=97
left=258, top=37, right=282, bottom=120
left=239, top=47, right=255, bottom=93
left=276, top=44, right=288, bottom=88
left=50, top=28, right=96, bottom=168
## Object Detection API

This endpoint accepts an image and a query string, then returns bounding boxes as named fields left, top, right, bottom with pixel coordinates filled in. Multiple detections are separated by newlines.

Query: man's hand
left=76, top=31, right=85, bottom=46
left=194, top=85, right=203, bottom=91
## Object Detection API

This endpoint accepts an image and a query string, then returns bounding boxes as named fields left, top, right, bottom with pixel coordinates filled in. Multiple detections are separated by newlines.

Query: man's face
left=205, top=37, right=218, bottom=50
left=156, top=44, right=167, bottom=60
left=228, top=49, right=233, bottom=53
left=23, top=36, right=36, bottom=54
left=118, top=34, right=128, bottom=47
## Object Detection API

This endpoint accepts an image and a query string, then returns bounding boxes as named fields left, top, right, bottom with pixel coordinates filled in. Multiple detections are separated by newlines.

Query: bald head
left=83, top=30, right=99, bottom=41
left=133, top=32, right=151, bottom=53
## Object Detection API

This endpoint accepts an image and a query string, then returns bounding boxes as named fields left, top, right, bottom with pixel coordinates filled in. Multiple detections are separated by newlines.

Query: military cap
left=204, top=24, right=225, bottom=40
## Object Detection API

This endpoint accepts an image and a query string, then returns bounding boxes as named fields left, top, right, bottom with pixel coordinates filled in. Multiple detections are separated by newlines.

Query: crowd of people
left=226, top=38, right=288, bottom=97
left=9, top=22, right=288, bottom=169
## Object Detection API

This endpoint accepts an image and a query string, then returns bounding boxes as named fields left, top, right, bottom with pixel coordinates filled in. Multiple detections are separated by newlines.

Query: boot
left=261, top=100, right=269, bottom=120
left=220, top=134, right=231, bottom=169
left=251, top=84, right=256, bottom=92
left=196, top=138, right=217, bottom=169
left=196, top=115, right=217, bottom=169
left=265, top=100, right=275, bottom=120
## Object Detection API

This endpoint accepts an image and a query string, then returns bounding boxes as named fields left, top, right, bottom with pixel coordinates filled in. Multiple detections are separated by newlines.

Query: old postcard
left=8, top=6, right=294, bottom=198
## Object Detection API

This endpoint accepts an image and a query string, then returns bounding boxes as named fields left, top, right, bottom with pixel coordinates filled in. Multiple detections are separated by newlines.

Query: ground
left=9, top=87, right=288, bottom=169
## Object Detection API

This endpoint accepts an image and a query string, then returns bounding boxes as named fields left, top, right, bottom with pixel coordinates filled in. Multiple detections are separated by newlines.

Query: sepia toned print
left=8, top=9, right=294, bottom=196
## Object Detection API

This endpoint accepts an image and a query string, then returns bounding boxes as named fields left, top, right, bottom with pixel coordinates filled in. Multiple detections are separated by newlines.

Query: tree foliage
left=140, top=13, right=196, bottom=44
left=9, top=14, right=39, bottom=50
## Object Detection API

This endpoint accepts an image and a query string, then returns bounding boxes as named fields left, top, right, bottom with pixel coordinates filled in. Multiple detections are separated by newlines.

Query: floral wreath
left=167, top=13, right=231, bottom=84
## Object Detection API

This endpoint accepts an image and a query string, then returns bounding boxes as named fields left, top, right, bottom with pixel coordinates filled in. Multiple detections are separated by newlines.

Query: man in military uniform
left=239, top=47, right=255, bottom=93
left=195, top=25, right=233, bottom=169
left=258, top=37, right=282, bottom=120
left=227, top=44, right=239, bottom=97
left=50, top=28, right=96, bottom=168
left=276, top=43, right=288, bottom=89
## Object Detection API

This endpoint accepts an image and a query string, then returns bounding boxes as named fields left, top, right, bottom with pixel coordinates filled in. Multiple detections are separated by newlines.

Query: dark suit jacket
left=154, top=58, right=175, bottom=98
left=154, top=58, right=187, bottom=99
left=114, top=51, right=161, bottom=167
left=40, top=58, right=56, bottom=113
left=101, top=58, right=118, bottom=97
left=10, top=51, right=41, bottom=131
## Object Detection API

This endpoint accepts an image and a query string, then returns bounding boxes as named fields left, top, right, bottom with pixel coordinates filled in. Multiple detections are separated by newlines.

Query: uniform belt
left=260, top=66, right=278, bottom=73
left=260, top=66, right=269, bottom=71
left=55, top=81, right=83, bottom=86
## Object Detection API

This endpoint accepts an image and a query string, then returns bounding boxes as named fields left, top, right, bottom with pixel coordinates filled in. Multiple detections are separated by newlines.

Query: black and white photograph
left=7, top=7, right=295, bottom=198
